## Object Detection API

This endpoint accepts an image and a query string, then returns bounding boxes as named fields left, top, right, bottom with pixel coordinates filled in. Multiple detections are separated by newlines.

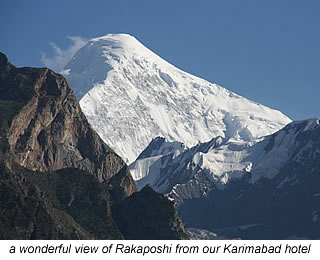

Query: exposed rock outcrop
left=115, top=185, right=188, bottom=239
left=5, top=57, right=131, bottom=186
left=0, top=52, right=187, bottom=239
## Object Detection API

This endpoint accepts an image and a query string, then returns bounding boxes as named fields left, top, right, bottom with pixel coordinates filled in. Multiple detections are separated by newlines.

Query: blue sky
left=2, top=0, right=320, bottom=120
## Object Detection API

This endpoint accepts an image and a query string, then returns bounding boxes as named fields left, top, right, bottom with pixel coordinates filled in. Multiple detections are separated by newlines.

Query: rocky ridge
left=0, top=52, right=187, bottom=239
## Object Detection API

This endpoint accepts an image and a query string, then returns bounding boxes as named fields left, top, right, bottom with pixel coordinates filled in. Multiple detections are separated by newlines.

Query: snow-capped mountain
left=132, top=118, right=320, bottom=239
left=59, top=33, right=319, bottom=239
left=131, top=118, right=320, bottom=193
left=62, top=33, right=291, bottom=163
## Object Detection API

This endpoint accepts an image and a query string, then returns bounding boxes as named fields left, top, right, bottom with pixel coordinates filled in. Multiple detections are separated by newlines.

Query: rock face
left=6, top=57, right=129, bottom=184
left=115, top=185, right=188, bottom=240
left=0, top=52, right=187, bottom=239
left=0, top=160, right=122, bottom=239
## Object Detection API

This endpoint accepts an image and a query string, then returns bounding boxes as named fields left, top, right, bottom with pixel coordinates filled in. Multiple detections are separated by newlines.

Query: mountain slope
left=131, top=119, right=320, bottom=239
left=63, top=33, right=291, bottom=163
left=0, top=52, right=187, bottom=239
left=131, top=119, right=320, bottom=193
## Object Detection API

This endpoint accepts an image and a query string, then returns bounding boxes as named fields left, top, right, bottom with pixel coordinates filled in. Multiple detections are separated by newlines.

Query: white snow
left=59, top=68, right=71, bottom=76
left=63, top=33, right=291, bottom=163
left=130, top=118, right=313, bottom=191
left=129, top=139, right=186, bottom=191
left=129, top=155, right=162, bottom=181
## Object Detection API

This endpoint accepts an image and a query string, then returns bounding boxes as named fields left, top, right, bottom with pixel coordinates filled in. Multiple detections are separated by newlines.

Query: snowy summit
left=63, top=33, right=291, bottom=163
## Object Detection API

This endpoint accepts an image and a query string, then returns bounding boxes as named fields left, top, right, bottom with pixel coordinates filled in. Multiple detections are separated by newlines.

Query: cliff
left=0, top=52, right=187, bottom=239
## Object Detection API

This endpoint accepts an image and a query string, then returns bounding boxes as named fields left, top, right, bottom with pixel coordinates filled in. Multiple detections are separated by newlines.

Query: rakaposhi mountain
left=60, top=33, right=319, bottom=239
left=62, top=33, right=291, bottom=164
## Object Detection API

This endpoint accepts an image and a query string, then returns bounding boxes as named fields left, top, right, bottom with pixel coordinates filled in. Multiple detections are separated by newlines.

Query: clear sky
left=2, top=0, right=320, bottom=120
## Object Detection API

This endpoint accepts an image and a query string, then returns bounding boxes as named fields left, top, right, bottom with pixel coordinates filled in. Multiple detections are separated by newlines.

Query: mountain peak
left=91, top=33, right=140, bottom=46
left=63, top=34, right=291, bottom=163
left=87, top=33, right=169, bottom=68
left=90, top=33, right=142, bottom=51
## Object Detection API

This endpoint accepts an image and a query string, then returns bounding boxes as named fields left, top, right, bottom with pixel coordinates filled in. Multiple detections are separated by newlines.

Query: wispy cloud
left=41, top=36, right=88, bottom=72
